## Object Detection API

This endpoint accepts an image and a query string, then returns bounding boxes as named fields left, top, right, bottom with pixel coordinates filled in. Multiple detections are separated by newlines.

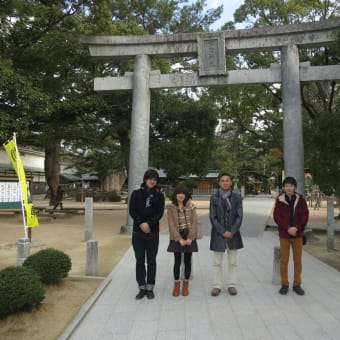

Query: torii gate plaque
left=81, top=19, right=340, bottom=233
left=197, top=32, right=226, bottom=76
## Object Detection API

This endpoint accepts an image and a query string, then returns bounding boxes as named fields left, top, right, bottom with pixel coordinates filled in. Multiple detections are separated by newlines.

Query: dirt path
left=0, top=201, right=135, bottom=339
left=0, top=206, right=131, bottom=276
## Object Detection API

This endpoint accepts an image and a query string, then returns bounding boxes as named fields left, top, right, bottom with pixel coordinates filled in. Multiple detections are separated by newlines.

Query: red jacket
left=273, top=193, right=309, bottom=239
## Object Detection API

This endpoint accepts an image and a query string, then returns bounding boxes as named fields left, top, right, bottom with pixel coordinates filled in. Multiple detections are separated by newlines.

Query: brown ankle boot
left=182, top=280, right=189, bottom=296
left=173, top=281, right=180, bottom=297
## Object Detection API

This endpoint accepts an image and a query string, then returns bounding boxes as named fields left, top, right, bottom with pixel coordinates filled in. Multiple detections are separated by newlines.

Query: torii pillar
left=121, top=54, right=151, bottom=233
left=282, top=44, right=305, bottom=194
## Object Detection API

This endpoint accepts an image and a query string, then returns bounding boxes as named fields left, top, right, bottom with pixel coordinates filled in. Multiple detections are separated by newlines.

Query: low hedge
left=0, top=266, right=45, bottom=318
left=23, top=248, right=72, bottom=284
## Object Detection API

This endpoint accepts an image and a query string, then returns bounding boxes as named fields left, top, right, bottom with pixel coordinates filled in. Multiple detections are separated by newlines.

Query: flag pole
left=13, top=133, right=28, bottom=239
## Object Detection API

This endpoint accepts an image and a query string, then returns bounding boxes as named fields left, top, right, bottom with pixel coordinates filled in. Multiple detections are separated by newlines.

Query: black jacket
left=129, top=187, right=165, bottom=233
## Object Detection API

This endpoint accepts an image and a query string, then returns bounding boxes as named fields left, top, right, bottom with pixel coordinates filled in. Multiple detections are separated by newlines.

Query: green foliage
left=109, top=0, right=177, bottom=34
left=211, top=0, right=339, bottom=189
left=305, top=110, right=340, bottom=196
left=234, top=0, right=339, bottom=27
left=3, top=0, right=222, bottom=194
left=150, top=91, right=218, bottom=179
left=23, top=248, right=72, bottom=284
left=3, top=0, right=337, bottom=197
left=182, top=179, right=198, bottom=189
left=0, top=0, right=223, bottom=191
left=208, top=83, right=283, bottom=178
left=0, top=266, right=45, bottom=318
left=169, top=0, right=223, bottom=33
left=232, top=0, right=339, bottom=196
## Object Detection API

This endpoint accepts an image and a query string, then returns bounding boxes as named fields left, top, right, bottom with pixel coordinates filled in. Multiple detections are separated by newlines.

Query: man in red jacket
left=273, top=176, right=309, bottom=295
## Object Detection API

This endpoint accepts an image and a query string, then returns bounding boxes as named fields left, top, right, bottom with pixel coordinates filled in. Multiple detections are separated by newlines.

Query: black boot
left=146, top=290, right=155, bottom=299
left=135, top=289, right=146, bottom=299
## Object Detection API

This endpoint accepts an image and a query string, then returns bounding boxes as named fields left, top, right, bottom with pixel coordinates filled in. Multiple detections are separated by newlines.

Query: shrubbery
left=23, top=248, right=72, bottom=284
left=0, top=266, right=45, bottom=318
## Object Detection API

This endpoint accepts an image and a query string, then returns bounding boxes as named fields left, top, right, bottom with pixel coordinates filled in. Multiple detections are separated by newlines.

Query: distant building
left=197, top=170, right=219, bottom=189
left=0, top=147, right=46, bottom=194
left=1, top=147, right=126, bottom=196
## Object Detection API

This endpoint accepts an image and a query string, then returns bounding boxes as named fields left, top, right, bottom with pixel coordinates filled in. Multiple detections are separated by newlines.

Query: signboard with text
left=0, top=178, right=31, bottom=209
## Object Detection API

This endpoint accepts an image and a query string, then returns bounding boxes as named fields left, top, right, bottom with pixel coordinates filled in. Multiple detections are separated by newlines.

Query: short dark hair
left=282, top=176, right=297, bottom=187
left=218, top=172, right=232, bottom=181
left=143, top=169, right=159, bottom=182
left=171, top=184, right=191, bottom=206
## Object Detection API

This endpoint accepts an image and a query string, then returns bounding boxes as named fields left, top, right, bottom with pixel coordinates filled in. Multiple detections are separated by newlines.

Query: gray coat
left=209, top=190, right=244, bottom=251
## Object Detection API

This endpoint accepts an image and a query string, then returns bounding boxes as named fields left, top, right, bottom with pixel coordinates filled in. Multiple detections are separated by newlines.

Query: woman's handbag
left=179, top=226, right=189, bottom=240
left=178, top=208, right=189, bottom=240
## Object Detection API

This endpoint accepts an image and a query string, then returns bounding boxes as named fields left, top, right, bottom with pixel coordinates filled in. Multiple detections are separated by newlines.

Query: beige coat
left=167, top=200, right=198, bottom=241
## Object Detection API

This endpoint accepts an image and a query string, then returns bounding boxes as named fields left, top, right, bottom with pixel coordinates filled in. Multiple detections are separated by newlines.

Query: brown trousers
left=280, top=237, right=303, bottom=287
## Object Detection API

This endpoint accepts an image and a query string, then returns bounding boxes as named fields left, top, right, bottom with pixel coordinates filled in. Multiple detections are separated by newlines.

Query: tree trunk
left=103, top=171, right=127, bottom=192
left=44, top=142, right=61, bottom=206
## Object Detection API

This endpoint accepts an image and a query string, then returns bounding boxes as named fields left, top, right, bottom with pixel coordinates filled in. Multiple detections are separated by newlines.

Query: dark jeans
left=132, top=232, right=159, bottom=290
left=53, top=202, right=63, bottom=210
left=173, top=252, right=192, bottom=280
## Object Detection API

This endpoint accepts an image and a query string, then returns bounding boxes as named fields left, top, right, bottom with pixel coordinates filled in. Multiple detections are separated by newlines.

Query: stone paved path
left=59, top=197, right=340, bottom=340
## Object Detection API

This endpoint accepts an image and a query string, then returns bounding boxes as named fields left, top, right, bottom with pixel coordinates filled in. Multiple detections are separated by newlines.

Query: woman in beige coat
left=167, top=185, right=198, bottom=296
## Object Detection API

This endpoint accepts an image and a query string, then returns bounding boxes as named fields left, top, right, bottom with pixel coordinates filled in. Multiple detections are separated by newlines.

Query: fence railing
left=192, top=188, right=215, bottom=195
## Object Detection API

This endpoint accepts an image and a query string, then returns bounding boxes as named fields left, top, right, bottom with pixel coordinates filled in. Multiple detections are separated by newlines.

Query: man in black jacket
left=129, top=169, right=165, bottom=299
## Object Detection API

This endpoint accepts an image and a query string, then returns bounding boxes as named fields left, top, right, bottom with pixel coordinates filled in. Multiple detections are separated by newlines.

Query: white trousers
left=213, top=250, right=237, bottom=289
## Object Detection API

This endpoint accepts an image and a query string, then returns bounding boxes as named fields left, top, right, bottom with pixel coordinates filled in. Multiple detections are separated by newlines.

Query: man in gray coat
left=210, top=173, right=243, bottom=296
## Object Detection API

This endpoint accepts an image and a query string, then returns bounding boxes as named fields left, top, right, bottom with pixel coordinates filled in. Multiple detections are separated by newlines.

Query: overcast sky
left=205, top=0, right=246, bottom=30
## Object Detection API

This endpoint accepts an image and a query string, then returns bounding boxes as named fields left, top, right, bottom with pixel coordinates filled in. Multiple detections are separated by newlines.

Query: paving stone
left=61, top=198, right=340, bottom=340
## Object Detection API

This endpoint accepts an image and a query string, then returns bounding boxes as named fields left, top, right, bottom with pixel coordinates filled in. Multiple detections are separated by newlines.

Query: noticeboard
left=0, top=178, right=32, bottom=209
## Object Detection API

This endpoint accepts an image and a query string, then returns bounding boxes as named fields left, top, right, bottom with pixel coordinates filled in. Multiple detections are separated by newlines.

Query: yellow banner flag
left=3, top=136, right=39, bottom=228
left=3, top=137, right=28, bottom=203
left=25, top=203, right=39, bottom=227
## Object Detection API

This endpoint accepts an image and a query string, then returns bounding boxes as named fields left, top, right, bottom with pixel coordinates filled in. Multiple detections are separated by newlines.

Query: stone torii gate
left=81, top=19, right=340, bottom=232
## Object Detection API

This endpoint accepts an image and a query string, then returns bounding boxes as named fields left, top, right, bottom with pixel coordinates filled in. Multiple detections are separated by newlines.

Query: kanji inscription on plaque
left=197, top=32, right=226, bottom=76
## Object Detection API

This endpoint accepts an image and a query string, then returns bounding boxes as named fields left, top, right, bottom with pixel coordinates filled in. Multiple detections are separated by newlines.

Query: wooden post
left=28, top=227, right=32, bottom=242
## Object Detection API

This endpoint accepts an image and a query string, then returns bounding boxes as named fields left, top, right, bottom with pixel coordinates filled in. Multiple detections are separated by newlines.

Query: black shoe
left=135, top=289, right=146, bottom=300
left=211, top=288, right=221, bottom=296
left=146, top=290, right=155, bottom=299
left=228, top=287, right=238, bottom=296
left=279, top=285, right=289, bottom=295
left=293, top=285, right=305, bottom=296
